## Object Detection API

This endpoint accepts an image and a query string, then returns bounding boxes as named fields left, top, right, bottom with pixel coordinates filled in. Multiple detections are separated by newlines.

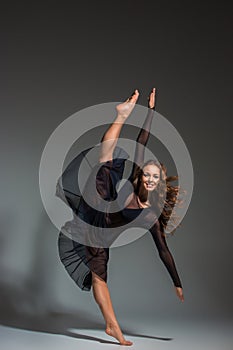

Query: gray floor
left=0, top=312, right=232, bottom=350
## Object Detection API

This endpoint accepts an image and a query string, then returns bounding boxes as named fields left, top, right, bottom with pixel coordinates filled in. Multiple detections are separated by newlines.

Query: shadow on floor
left=0, top=284, right=173, bottom=345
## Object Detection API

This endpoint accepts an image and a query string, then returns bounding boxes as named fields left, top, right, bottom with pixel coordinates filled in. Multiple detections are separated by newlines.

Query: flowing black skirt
left=57, top=146, right=130, bottom=291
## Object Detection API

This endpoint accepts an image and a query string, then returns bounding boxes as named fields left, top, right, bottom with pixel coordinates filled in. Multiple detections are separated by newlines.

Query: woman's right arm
left=99, top=90, right=139, bottom=163
left=129, top=88, right=156, bottom=180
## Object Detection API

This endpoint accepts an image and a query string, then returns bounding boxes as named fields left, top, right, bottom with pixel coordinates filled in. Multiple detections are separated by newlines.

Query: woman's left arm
left=149, top=220, right=184, bottom=302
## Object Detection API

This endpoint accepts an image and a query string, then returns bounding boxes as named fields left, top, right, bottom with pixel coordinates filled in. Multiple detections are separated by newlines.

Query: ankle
left=106, top=321, right=119, bottom=329
left=115, top=113, right=128, bottom=122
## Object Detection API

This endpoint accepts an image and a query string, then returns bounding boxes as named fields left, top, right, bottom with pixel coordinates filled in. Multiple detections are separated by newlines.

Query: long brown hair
left=132, top=160, right=185, bottom=235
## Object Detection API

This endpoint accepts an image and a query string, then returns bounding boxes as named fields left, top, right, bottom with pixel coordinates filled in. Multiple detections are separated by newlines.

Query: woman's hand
left=116, top=89, right=139, bottom=119
left=175, top=286, right=184, bottom=302
left=148, top=87, right=156, bottom=109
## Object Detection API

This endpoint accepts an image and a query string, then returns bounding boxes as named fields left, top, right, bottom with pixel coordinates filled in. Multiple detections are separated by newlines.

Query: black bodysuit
left=58, top=109, right=182, bottom=291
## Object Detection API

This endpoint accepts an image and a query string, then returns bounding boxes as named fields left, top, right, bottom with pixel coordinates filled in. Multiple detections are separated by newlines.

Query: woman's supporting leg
left=91, top=271, right=133, bottom=345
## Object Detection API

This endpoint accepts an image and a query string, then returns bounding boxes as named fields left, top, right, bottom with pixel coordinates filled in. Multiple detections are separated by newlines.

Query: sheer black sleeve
left=149, top=220, right=182, bottom=288
left=129, top=108, right=155, bottom=181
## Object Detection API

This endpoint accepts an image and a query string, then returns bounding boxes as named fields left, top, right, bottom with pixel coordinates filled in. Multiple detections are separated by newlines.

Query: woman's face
left=141, top=164, right=160, bottom=191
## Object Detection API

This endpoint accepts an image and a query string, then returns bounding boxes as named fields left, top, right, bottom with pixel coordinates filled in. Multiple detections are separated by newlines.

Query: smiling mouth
left=145, top=182, right=155, bottom=188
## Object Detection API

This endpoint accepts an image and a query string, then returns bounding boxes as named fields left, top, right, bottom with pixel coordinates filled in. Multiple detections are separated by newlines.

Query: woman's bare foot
left=148, top=87, right=156, bottom=109
left=105, top=323, right=133, bottom=346
left=116, top=89, right=139, bottom=119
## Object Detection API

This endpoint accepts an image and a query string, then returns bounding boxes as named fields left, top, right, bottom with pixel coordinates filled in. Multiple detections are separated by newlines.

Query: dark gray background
left=0, top=0, right=232, bottom=346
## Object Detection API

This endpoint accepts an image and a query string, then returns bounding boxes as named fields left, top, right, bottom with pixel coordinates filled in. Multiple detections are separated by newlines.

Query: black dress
left=57, top=109, right=182, bottom=291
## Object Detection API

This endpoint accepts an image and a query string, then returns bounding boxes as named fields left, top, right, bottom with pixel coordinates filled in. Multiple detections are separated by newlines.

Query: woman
left=58, top=88, right=184, bottom=346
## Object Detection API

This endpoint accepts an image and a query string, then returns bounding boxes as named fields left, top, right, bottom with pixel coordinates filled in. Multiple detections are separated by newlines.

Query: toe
left=131, top=89, right=139, bottom=101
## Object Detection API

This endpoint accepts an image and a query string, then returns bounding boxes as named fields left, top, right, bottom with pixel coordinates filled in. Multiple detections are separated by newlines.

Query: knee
left=92, top=271, right=105, bottom=285
left=91, top=272, right=107, bottom=302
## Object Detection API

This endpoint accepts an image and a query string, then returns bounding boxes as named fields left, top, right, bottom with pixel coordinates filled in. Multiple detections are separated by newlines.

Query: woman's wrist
left=148, top=105, right=155, bottom=111
left=147, top=106, right=155, bottom=113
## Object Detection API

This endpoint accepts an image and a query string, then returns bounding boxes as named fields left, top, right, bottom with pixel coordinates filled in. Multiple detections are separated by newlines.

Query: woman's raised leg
left=91, top=271, right=133, bottom=345
left=99, top=89, right=139, bottom=163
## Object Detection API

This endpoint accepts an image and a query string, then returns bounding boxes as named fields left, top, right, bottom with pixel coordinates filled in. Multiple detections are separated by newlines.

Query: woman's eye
left=143, top=173, right=159, bottom=179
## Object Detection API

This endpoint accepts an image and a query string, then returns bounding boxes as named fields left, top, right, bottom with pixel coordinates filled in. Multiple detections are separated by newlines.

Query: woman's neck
left=137, top=190, right=152, bottom=207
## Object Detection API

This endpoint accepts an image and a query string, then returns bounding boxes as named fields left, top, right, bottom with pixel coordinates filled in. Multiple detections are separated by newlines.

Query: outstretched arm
left=129, top=88, right=156, bottom=180
left=99, top=90, right=139, bottom=163
left=149, top=220, right=184, bottom=301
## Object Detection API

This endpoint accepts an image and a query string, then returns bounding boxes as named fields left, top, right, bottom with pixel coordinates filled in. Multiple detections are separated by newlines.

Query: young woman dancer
left=58, top=88, right=184, bottom=346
